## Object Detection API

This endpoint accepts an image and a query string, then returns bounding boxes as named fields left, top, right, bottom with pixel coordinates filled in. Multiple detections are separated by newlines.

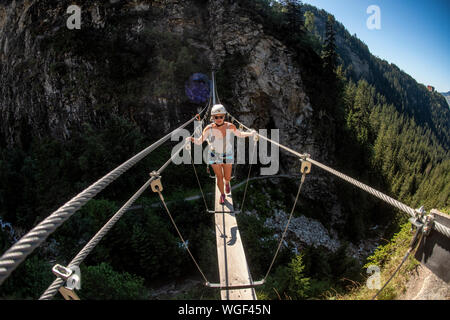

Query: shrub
left=79, top=262, right=148, bottom=300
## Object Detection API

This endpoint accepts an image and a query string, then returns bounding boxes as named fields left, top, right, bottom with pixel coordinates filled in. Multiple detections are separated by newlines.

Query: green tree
left=0, top=255, right=53, bottom=299
left=322, top=14, right=337, bottom=76
left=346, top=79, right=374, bottom=146
left=284, top=0, right=304, bottom=34
left=287, top=254, right=311, bottom=299
left=304, top=11, right=316, bottom=34
left=79, top=263, right=148, bottom=300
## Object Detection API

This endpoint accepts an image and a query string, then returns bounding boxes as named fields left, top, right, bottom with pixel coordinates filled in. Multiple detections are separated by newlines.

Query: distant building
left=427, top=85, right=435, bottom=92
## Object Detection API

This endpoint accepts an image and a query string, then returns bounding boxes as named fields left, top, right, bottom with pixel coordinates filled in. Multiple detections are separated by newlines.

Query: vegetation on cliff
left=0, top=0, right=448, bottom=299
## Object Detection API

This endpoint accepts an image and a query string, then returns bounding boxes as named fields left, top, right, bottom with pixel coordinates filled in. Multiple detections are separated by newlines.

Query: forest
left=0, top=0, right=448, bottom=299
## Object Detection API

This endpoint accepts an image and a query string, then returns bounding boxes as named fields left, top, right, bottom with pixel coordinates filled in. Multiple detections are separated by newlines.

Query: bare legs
left=223, top=164, right=232, bottom=187
left=212, top=164, right=224, bottom=194
left=212, top=164, right=233, bottom=194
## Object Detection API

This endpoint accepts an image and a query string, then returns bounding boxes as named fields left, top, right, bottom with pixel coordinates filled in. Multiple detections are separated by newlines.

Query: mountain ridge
left=0, top=0, right=448, bottom=300
left=441, top=91, right=450, bottom=107
left=302, top=3, right=450, bottom=150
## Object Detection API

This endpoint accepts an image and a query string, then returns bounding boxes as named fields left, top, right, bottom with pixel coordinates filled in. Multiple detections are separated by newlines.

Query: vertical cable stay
left=264, top=161, right=311, bottom=282
left=5, top=85, right=449, bottom=300
left=38, top=108, right=211, bottom=299
left=239, top=137, right=258, bottom=214
left=0, top=106, right=209, bottom=286
left=150, top=174, right=209, bottom=284
left=228, top=113, right=450, bottom=239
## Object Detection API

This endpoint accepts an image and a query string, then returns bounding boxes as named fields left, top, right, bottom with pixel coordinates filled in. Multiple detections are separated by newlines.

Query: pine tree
left=322, top=14, right=337, bottom=76
left=284, top=0, right=304, bottom=36
left=304, top=10, right=316, bottom=34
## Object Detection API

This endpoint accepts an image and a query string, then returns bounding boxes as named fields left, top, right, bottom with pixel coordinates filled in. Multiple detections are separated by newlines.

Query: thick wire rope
left=39, top=178, right=155, bottom=300
left=149, top=101, right=213, bottom=285
left=184, top=101, right=212, bottom=212
left=41, top=109, right=211, bottom=299
left=228, top=113, right=450, bottom=239
left=153, top=187, right=209, bottom=284
left=239, top=138, right=258, bottom=214
left=187, top=147, right=210, bottom=212
left=0, top=107, right=208, bottom=286
left=263, top=172, right=307, bottom=281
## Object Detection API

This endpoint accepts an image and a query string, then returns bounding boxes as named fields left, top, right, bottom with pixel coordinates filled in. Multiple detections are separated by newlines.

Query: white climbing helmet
left=211, top=104, right=227, bottom=116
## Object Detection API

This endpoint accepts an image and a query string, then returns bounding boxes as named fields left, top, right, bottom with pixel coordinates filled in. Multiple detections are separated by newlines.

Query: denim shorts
left=208, top=151, right=234, bottom=164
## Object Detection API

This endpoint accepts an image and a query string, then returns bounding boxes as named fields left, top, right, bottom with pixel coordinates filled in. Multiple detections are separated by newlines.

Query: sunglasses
left=214, top=116, right=224, bottom=120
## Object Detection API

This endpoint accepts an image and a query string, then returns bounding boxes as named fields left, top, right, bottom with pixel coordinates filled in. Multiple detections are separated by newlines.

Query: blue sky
left=302, top=0, right=450, bottom=92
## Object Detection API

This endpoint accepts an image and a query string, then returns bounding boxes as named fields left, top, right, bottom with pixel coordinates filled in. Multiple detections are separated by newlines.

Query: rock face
left=0, top=0, right=317, bottom=156
left=0, top=0, right=336, bottom=190
left=0, top=0, right=345, bottom=254
left=441, top=92, right=450, bottom=108
left=265, top=208, right=341, bottom=252
left=399, top=265, right=450, bottom=300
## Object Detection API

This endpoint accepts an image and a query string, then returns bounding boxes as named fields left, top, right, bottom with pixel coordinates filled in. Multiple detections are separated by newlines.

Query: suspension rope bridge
left=0, top=72, right=449, bottom=301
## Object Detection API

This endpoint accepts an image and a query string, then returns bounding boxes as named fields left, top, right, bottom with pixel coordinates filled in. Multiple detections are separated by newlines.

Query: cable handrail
left=228, top=113, right=450, bottom=238
left=39, top=104, right=212, bottom=299
left=0, top=105, right=208, bottom=286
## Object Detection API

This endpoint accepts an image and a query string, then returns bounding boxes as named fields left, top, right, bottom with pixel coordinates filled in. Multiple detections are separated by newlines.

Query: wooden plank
left=214, top=178, right=257, bottom=300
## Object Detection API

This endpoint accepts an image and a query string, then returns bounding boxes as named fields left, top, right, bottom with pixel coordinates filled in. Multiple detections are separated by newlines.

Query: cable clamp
left=52, top=264, right=81, bottom=300
left=300, top=158, right=311, bottom=174
left=300, top=153, right=310, bottom=161
left=423, top=213, right=435, bottom=236
left=252, top=130, right=259, bottom=142
left=415, top=206, right=426, bottom=219
left=408, top=217, right=424, bottom=230
left=185, top=140, right=191, bottom=151
left=149, top=171, right=163, bottom=193
left=52, top=264, right=73, bottom=281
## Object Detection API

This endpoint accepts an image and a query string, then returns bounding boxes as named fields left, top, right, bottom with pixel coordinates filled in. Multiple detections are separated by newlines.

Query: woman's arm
left=230, top=123, right=256, bottom=138
left=188, top=125, right=210, bottom=145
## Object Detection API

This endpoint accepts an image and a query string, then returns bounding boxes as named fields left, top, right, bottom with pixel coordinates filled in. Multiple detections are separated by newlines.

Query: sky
left=302, top=0, right=450, bottom=92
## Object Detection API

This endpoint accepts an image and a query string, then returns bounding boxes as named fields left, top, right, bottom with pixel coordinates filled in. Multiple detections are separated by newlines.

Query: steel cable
left=264, top=172, right=307, bottom=281
left=228, top=113, right=450, bottom=238
left=0, top=106, right=208, bottom=286
left=40, top=108, right=210, bottom=299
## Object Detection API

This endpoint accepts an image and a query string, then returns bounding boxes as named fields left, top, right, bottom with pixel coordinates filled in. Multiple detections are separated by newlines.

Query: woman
left=188, top=104, right=255, bottom=204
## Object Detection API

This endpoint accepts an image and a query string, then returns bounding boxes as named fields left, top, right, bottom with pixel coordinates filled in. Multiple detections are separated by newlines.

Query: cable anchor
left=422, top=213, right=434, bottom=236
left=251, top=129, right=259, bottom=142
left=149, top=171, right=163, bottom=198
left=300, top=156, right=311, bottom=174
left=52, top=264, right=81, bottom=300
left=185, top=139, right=191, bottom=151
left=415, top=206, right=426, bottom=219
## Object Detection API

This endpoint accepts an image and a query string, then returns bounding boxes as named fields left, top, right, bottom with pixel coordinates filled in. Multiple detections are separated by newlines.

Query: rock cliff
left=0, top=0, right=364, bottom=259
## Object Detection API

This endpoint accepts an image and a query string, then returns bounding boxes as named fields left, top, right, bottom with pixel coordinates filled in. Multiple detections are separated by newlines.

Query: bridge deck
left=214, top=178, right=257, bottom=300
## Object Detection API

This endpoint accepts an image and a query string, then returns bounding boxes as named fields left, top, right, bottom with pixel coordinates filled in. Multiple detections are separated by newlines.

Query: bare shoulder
left=227, top=122, right=237, bottom=130
left=202, top=123, right=212, bottom=133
